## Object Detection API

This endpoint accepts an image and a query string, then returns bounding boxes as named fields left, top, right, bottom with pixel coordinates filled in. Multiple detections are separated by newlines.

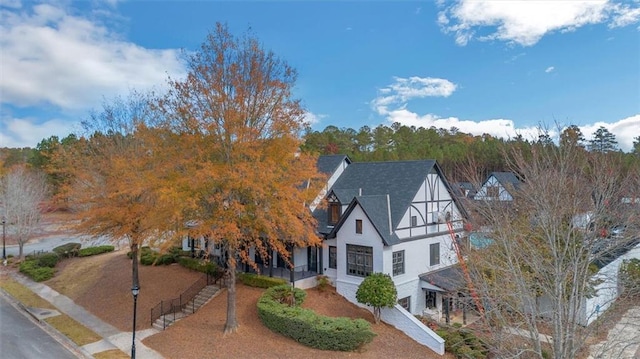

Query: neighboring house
left=313, top=160, right=469, bottom=318
left=473, top=171, right=521, bottom=201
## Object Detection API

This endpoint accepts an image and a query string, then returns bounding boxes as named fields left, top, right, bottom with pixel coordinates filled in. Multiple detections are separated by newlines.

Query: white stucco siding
left=397, top=173, right=463, bottom=240
left=322, top=238, right=338, bottom=283
left=335, top=205, right=385, bottom=305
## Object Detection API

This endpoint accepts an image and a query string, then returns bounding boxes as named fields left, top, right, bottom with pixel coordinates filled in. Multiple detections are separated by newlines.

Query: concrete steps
left=152, top=285, right=221, bottom=330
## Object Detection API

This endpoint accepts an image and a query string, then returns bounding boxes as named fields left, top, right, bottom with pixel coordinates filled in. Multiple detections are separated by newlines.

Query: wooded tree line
left=302, top=123, right=640, bottom=182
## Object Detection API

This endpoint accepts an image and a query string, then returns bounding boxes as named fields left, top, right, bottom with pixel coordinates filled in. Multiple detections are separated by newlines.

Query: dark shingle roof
left=316, top=155, right=351, bottom=175
left=420, top=265, right=466, bottom=292
left=490, top=172, right=521, bottom=188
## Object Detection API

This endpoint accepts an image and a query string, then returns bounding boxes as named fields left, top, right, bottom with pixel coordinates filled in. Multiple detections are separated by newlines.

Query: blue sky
left=1, top=0, right=639, bottom=151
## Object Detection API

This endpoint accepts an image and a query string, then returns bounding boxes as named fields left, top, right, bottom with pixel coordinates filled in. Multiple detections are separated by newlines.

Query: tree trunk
left=374, top=307, right=381, bottom=324
left=224, top=255, right=238, bottom=333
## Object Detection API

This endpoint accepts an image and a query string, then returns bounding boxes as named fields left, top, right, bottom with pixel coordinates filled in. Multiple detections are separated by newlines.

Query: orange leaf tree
left=54, top=91, right=179, bottom=300
left=156, top=23, right=325, bottom=333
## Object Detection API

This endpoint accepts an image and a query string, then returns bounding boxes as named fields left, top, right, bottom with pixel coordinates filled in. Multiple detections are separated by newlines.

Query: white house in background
left=313, top=160, right=470, bottom=318
left=473, top=171, right=522, bottom=201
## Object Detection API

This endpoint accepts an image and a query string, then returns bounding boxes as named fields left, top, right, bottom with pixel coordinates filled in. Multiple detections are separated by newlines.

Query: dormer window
left=327, top=193, right=341, bottom=225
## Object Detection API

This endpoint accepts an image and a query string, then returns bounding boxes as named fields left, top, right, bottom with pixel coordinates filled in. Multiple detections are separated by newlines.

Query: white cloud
left=0, top=3, right=185, bottom=110
left=377, top=106, right=639, bottom=152
left=438, top=0, right=640, bottom=46
left=371, top=76, right=457, bottom=114
left=0, top=116, right=80, bottom=148
left=578, top=114, right=640, bottom=152
left=303, top=111, right=327, bottom=125
left=545, top=66, right=555, bottom=73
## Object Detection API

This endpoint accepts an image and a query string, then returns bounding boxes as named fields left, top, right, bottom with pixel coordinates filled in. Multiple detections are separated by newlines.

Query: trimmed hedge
left=78, top=245, right=115, bottom=257
left=257, top=285, right=376, bottom=351
left=19, top=260, right=55, bottom=282
left=53, top=243, right=81, bottom=258
left=239, top=273, right=287, bottom=288
left=177, top=257, right=218, bottom=274
left=37, top=252, right=60, bottom=268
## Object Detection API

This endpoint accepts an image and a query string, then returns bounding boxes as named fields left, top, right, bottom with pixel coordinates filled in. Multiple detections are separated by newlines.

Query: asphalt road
left=0, top=294, right=78, bottom=359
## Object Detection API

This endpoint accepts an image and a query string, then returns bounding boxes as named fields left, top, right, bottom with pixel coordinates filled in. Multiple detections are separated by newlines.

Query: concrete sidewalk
left=9, top=272, right=164, bottom=359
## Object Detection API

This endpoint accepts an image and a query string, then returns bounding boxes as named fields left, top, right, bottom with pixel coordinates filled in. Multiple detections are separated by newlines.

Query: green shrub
left=436, top=325, right=488, bottom=359
left=78, top=245, right=115, bottom=257
left=19, top=260, right=55, bottom=282
left=316, top=275, right=330, bottom=292
left=37, top=252, right=60, bottom=268
left=257, top=285, right=376, bottom=351
left=53, top=243, right=81, bottom=258
left=140, top=252, right=157, bottom=265
left=239, top=273, right=287, bottom=288
left=156, top=253, right=176, bottom=265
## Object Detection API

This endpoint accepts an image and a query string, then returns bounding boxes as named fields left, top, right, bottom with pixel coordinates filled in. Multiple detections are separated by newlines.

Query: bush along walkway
left=7, top=271, right=164, bottom=359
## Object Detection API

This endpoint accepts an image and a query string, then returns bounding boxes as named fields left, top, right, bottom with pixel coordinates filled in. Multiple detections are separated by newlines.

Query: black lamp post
left=131, top=284, right=139, bottom=358
left=2, top=217, right=6, bottom=262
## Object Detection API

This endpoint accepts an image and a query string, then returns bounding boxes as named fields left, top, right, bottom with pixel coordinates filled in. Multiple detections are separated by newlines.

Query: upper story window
left=430, top=243, right=440, bottom=266
left=392, top=250, right=405, bottom=276
left=355, top=219, right=363, bottom=234
left=487, top=186, right=499, bottom=198
left=411, top=215, right=417, bottom=227
left=327, top=193, right=341, bottom=225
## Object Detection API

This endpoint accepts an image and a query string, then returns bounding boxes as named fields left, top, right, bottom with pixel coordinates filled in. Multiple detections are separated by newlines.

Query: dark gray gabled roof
left=420, top=265, right=466, bottom=292
left=489, top=172, right=521, bottom=189
left=316, top=155, right=351, bottom=175
left=331, top=195, right=399, bottom=245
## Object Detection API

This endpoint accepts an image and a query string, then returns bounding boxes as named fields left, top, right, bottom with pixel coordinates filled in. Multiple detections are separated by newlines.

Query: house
left=452, top=182, right=476, bottom=199
left=473, top=171, right=521, bottom=201
left=313, top=159, right=470, bottom=319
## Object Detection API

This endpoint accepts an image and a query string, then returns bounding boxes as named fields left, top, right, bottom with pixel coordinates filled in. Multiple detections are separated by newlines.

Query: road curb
left=0, top=287, right=95, bottom=359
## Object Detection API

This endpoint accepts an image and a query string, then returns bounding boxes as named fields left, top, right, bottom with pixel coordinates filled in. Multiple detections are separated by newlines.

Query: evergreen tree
left=588, top=126, right=618, bottom=153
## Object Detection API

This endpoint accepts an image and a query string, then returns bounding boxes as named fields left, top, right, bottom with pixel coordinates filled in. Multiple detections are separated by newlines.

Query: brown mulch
left=47, top=253, right=449, bottom=359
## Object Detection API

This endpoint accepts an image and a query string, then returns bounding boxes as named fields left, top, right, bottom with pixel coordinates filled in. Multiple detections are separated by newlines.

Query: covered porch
left=420, top=265, right=482, bottom=326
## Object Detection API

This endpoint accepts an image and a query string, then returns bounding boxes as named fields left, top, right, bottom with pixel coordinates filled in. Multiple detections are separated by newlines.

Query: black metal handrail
left=150, top=273, right=219, bottom=328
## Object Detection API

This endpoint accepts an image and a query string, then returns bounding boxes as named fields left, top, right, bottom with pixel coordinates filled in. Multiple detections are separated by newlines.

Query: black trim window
left=392, top=250, right=404, bottom=276
left=430, top=243, right=440, bottom=266
left=347, top=244, right=372, bottom=277
left=328, top=246, right=337, bottom=269
left=355, top=219, right=363, bottom=234
left=398, top=296, right=411, bottom=311
left=426, top=291, right=437, bottom=309
left=411, top=215, right=417, bottom=227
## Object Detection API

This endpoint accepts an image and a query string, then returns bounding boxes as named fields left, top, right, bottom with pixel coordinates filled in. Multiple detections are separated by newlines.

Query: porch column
left=318, top=246, right=323, bottom=275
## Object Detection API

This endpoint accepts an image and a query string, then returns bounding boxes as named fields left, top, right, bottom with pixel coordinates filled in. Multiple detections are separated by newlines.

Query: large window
left=392, top=250, right=405, bottom=276
left=355, top=219, right=363, bottom=234
left=430, top=243, right=440, bottom=266
left=328, top=246, right=337, bottom=269
left=398, top=296, right=411, bottom=311
left=346, top=245, right=373, bottom=277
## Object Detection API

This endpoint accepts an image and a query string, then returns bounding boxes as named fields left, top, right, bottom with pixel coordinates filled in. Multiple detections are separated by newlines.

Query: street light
left=131, top=284, right=139, bottom=359
left=2, top=217, right=6, bottom=264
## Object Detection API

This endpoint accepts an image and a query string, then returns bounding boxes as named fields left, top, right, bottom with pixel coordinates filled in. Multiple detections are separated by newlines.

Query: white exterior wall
left=322, top=238, right=338, bottom=284
left=583, top=243, right=640, bottom=325
left=396, top=173, right=464, bottom=240
left=380, top=305, right=445, bottom=355
left=335, top=205, right=385, bottom=305
left=384, top=233, right=458, bottom=314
